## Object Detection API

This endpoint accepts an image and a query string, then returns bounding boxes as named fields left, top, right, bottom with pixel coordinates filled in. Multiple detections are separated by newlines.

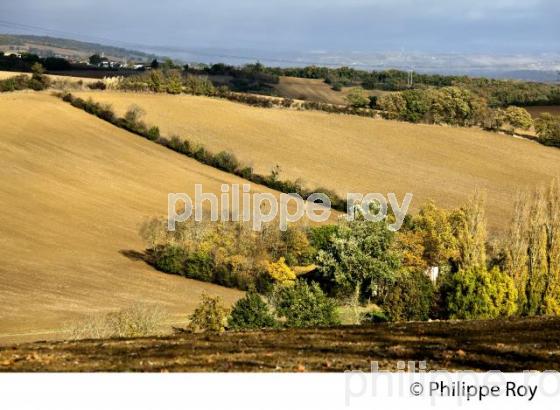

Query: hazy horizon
left=0, top=0, right=558, bottom=57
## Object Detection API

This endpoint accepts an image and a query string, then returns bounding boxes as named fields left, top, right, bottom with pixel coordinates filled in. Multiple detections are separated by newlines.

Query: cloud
left=0, top=0, right=557, bottom=54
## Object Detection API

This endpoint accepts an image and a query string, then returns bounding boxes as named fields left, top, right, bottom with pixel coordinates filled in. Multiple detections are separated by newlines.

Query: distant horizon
left=2, top=31, right=559, bottom=83
left=0, top=1, right=559, bottom=57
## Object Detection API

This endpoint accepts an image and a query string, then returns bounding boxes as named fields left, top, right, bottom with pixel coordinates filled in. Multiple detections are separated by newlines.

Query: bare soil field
left=272, top=76, right=387, bottom=105
left=75, top=91, right=560, bottom=229
left=1, top=317, right=559, bottom=371
left=0, top=92, right=327, bottom=343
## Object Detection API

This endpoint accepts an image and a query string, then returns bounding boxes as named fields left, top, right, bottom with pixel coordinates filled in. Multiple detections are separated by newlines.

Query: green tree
left=535, top=113, right=560, bottom=146
left=445, top=266, right=517, bottom=319
left=504, top=106, right=533, bottom=132
left=315, top=218, right=400, bottom=301
left=89, top=54, right=103, bottom=65
left=228, top=291, right=277, bottom=330
left=345, top=87, right=370, bottom=108
left=271, top=280, right=339, bottom=328
left=383, top=270, right=434, bottom=321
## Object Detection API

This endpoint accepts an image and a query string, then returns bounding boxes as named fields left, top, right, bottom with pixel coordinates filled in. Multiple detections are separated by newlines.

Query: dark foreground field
left=1, top=317, right=559, bottom=372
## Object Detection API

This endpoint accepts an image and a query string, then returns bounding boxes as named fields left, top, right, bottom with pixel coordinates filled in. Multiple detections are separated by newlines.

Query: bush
left=88, top=80, right=107, bottom=90
left=211, top=151, right=240, bottom=173
left=345, top=87, right=370, bottom=108
left=504, top=106, right=533, bottom=131
left=184, top=251, right=214, bottom=282
left=535, top=113, right=560, bottom=146
left=271, top=280, right=339, bottom=328
left=445, top=266, right=517, bottom=320
left=383, top=270, right=434, bottom=321
left=68, top=304, right=166, bottom=339
left=153, top=244, right=188, bottom=274
left=363, top=310, right=389, bottom=323
left=228, top=291, right=277, bottom=330
left=146, top=126, right=160, bottom=141
left=189, top=292, right=230, bottom=332
left=0, top=74, right=31, bottom=92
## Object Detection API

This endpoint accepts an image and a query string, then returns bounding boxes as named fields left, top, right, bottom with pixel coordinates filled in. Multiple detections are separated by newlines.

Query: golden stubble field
left=75, top=90, right=560, bottom=229
left=0, top=92, right=325, bottom=343
left=0, top=70, right=98, bottom=84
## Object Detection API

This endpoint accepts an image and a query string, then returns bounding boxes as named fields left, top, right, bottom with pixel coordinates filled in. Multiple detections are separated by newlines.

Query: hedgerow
left=57, top=92, right=348, bottom=212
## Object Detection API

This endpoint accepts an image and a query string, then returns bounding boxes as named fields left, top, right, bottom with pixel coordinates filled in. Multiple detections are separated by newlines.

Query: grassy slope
left=0, top=92, right=319, bottom=343
left=75, top=91, right=560, bottom=229
left=272, top=76, right=387, bottom=105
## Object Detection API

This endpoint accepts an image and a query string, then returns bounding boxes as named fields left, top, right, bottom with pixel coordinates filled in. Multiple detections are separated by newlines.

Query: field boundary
left=55, top=92, right=349, bottom=212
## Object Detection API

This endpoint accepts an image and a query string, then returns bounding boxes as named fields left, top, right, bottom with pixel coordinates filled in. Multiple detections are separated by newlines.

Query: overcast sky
left=1, top=0, right=558, bottom=55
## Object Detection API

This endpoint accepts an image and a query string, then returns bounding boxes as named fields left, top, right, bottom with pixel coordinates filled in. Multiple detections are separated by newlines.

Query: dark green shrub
left=146, top=126, right=160, bottom=141
left=0, top=74, right=30, bottom=92
left=228, top=291, right=277, bottom=330
left=383, top=270, right=434, bottom=321
left=28, top=78, right=47, bottom=91
left=211, top=151, right=240, bottom=173
left=184, top=251, right=214, bottom=282
left=153, top=244, right=187, bottom=275
left=308, top=224, right=338, bottom=252
left=331, top=82, right=342, bottom=91
left=363, top=310, right=389, bottom=323
left=271, top=280, right=339, bottom=328
left=88, top=81, right=107, bottom=90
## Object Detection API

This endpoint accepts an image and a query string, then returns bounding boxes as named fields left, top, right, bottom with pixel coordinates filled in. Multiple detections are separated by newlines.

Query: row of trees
left=260, top=64, right=560, bottom=107
left=189, top=283, right=339, bottom=333
left=375, top=86, right=537, bottom=129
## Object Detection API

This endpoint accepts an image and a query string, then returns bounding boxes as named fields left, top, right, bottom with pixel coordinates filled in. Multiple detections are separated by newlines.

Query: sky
left=0, top=0, right=559, bottom=57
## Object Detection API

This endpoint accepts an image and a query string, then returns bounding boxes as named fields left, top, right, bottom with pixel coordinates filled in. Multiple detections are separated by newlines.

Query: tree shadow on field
left=119, top=249, right=149, bottom=263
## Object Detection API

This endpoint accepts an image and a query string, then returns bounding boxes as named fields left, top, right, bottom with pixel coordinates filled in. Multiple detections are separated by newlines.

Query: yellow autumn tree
left=266, top=257, right=297, bottom=286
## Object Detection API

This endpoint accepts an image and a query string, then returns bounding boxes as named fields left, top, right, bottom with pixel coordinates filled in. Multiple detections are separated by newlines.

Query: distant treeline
left=191, top=62, right=560, bottom=107
left=0, top=51, right=137, bottom=76
left=3, top=49, right=559, bottom=107
left=0, top=52, right=72, bottom=72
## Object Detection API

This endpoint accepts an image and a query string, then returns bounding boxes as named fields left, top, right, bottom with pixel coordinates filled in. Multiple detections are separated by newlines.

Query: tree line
left=141, top=183, right=560, bottom=331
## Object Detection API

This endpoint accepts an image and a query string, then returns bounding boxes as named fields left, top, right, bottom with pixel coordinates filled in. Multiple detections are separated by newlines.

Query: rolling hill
left=74, top=90, right=560, bottom=229
left=272, top=76, right=388, bottom=105
left=0, top=91, right=314, bottom=344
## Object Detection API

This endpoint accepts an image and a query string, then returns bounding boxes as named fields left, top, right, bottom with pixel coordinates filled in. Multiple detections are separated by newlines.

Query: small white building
left=426, top=266, right=439, bottom=283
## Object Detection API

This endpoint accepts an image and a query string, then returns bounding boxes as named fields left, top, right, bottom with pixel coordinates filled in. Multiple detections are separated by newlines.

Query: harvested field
left=525, top=105, right=560, bottom=118
left=75, top=90, right=560, bottom=229
left=0, top=92, right=319, bottom=343
left=1, top=317, right=559, bottom=371
left=0, top=70, right=98, bottom=84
